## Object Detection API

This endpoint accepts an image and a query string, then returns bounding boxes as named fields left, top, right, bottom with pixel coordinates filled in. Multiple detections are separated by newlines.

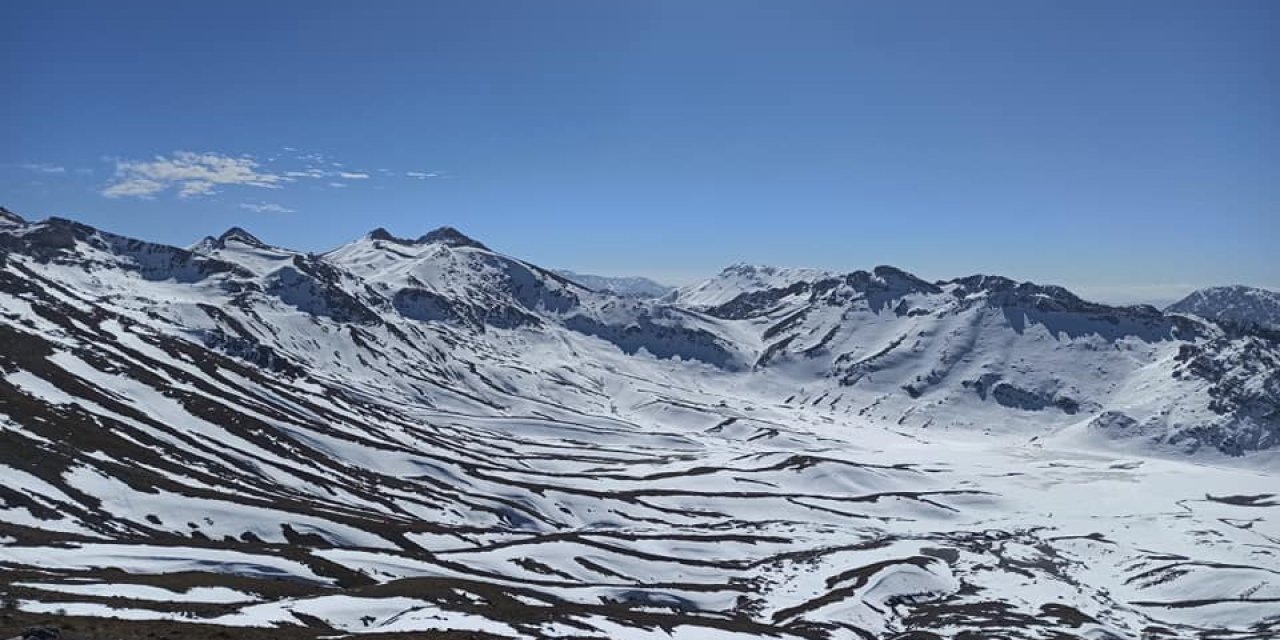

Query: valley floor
left=0, top=611, right=503, bottom=640
left=3, top=406, right=1276, bottom=639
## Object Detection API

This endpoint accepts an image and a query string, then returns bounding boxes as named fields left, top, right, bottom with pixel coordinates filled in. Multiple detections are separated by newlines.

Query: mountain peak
left=1167, top=285, right=1280, bottom=330
left=716, top=263, right=835, bottom=281
left=0, top=206, right=25, bottom=226
left=217, top=226, right=266, bottom=248
left=189, top=235, right=218, bottom=253
left=417, top=226, right=488, bottom=250
left=555, top=269, right=674, bottom=298
left=367, top=227, right=409, bottom=243
left=720, top=263, right=782, bottom=277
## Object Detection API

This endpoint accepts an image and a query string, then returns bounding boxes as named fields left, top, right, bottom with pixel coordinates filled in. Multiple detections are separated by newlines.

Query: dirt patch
left=0, top=611, right=506, bottom=639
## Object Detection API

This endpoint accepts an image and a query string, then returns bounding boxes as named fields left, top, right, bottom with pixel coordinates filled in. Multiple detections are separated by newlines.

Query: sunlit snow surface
left=0, top=216, right=1276, bottom=638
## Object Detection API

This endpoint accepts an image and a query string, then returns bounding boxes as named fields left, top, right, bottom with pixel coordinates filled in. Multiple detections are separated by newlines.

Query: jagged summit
left=936, top=275, right=1140, bottom=315
left=189, top=235, right=218, bottom=252
left=718, top=263, right=834, bottom=279
left=367, top=227, right=407, bottom=243
left=944, top=274, right=1164, bottom=315
left=187, top=226, right=270, bottom=254
left=678, top=263, right=836, bottom=308
left=216, top=226, right=268, bottom=248
left=713, top=263, right=933, bottom=289
left=417, top=225, right=488, bottom=250
left=1168, top=285, right=1280, bottom=330
left=359, top=225, right=489, bottom=250
left=948, top=273, right=1086, bottom=302
left=862, top=265, right=942, bottom=293
left=0, top=206, right=24, bottom=226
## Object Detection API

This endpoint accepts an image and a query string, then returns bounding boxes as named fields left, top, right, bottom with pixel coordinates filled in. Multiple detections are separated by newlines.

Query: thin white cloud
left=239, top=202, right=295, bottom=214
left=103, top=151, right=285, bottom=199
left=102, top=178, right=165, bottom=198
left=20, top=162, right=67, bottom=174
left=179, top=181, right=217, bottom=197
left=96, top=149, right=446, bottom=199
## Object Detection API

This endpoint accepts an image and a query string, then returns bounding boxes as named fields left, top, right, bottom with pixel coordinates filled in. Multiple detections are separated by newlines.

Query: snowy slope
left=1167, top=285, right=1280, bottom=330
left=673, top=263, right=837, bottom=308
left=0, top=210, right=1277, bottom=639
left=554, top=269, right=674, bottom=299
left=683, top=267, right=1279, bottom=457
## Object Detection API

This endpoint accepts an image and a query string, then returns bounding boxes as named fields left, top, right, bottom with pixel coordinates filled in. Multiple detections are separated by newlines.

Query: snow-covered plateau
left=0, top=207, right=1276, bottom=639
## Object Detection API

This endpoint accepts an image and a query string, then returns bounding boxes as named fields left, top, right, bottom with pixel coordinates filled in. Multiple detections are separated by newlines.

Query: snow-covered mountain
left=554, top=269, right=674, bottom=298
left=683, top=266, right=1279, bottom=456
left=1167, top=285, right=1280, bottom=331
left=1, top=209, right=1277, bottom=639
left=674, top=263, right=836, bottom=308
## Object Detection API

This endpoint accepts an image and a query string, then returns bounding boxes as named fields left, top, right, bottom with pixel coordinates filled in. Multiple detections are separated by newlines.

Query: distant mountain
left=0, top=208, right=1277, bottom=639
left=674, top=263, right=835, bottom=308
left=1167, top=285, right=1280, bottom=330
left=0, top=206, right=24, bottom=226
left=1, top=211, right=1275, bottom=461
left=554, top=269, right=675, bottom=298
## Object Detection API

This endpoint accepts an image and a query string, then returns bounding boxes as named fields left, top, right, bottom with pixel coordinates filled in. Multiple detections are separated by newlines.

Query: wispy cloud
left=102, top=178, right=166, bottom=198
left=96, top=148, right=442, bottom=200
left=20, top=162, right=67, bottom=174
left=239, top=202, right=295, bottom=214
left=103, top=151, right=285, bottom=199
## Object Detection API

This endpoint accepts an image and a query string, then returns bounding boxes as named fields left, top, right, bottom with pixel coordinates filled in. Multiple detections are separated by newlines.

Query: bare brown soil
left=0, top=611, right=505, bottom=640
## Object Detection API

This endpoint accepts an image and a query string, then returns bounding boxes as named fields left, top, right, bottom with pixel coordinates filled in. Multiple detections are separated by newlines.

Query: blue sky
left=3, top=1, right=1276, bottom=303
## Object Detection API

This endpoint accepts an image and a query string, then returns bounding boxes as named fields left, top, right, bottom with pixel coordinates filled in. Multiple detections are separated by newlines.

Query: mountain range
left=1166, top=285, right=1280, bottom=331
left=0, top=207, right=1276, bottom=639
left=553, top=270, right=674, bottom=299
